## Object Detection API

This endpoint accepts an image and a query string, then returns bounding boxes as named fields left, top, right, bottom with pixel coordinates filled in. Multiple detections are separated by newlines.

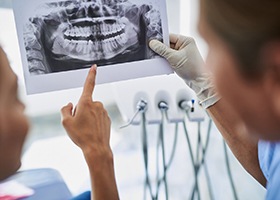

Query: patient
left=0, top=47, right=29, bottom=181
left=0, top=46, right=119, bottom=200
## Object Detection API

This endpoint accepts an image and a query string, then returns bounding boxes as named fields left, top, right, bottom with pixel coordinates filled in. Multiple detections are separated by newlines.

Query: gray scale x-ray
left=13, top=0, right=172, bottom=94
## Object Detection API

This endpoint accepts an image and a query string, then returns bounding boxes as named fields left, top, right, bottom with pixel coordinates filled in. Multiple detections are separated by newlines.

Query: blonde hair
left=201, top=0, right=280, bottom=77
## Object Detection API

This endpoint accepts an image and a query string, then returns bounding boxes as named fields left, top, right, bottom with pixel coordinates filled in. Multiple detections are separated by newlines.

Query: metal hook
left=120, top=99, right=148, bottom=129
left=158, top=101, right=170, bottom=123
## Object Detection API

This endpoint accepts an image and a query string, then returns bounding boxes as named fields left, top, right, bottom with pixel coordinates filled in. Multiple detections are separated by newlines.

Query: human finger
left=169, top=33, right=179, bottom=45
left=81, top=65, right=97, bottom=99
left=170, top=43, right=176, bottom=49
left=175, top=36, right=194, bottom=50
left=61, top=103, right=74, bottom=125
left=149, top=40, right=175, bottom=58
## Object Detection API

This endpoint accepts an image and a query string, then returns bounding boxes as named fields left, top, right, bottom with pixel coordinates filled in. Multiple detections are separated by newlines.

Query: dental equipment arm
left=149, top=34, right=267, bottom=187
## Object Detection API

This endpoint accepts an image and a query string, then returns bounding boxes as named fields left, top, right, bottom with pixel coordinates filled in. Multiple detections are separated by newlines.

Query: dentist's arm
left=61, top=65, right=119, bottom=200
left=207, top=99, right=266, bottom=187
left=149, top=35, right=267, bottom=187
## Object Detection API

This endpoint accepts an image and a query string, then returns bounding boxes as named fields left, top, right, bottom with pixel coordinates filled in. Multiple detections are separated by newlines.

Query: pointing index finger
left=81, top=65, right=97, bottom=99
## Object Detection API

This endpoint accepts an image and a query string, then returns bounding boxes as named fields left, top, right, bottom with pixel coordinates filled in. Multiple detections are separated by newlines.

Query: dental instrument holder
left=179, top=99, right=195, bottom=113
left=114, top=75, right=206, bottom=125
left=120, top=99, right=148, bottom=129
left=158, top=101, right=169, bottom=111
left=178, top=99, right=204, bottom=123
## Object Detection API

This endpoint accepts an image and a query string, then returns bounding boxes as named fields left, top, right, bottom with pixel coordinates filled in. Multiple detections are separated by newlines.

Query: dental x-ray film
left=13, top=0, right=172, bottom=94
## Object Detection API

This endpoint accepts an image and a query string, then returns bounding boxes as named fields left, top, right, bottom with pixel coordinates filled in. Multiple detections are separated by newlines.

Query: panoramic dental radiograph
left=23, top=0, right=163, bottom=75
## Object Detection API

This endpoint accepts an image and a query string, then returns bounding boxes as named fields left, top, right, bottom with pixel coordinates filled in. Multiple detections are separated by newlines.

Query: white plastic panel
left=113, top=74, right=206, bottom=125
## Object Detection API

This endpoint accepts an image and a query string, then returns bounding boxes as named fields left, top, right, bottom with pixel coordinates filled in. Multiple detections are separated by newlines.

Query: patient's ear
left=261, top=41, right=280, bottom=115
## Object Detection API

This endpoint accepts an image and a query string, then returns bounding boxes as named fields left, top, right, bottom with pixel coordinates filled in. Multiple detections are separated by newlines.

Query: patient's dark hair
left=201, top=0, right=280, bottom=78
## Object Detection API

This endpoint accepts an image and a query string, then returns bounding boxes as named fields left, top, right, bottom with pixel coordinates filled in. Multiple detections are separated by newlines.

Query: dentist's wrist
left=199, top=94, right=221, bottom=109
left=186, top=76, right=221, bottom=109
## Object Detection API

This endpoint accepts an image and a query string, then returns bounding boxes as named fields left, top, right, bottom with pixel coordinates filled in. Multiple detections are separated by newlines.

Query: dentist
left=149, top=0, right=280, bottom=199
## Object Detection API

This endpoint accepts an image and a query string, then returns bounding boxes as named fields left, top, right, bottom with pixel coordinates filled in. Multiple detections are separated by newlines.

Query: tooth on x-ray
left=23, top=0, right=164, bottom=75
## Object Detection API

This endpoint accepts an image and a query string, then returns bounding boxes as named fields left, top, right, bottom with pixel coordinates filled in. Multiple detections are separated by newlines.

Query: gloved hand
left=149, top=34, right=220, bottom=109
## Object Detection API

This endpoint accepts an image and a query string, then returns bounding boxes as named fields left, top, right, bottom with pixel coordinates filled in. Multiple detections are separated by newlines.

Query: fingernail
left=90, top=64, right=97, bottom=72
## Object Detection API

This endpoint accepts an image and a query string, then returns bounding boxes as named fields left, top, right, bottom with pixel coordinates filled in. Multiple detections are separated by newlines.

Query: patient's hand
left=61, top=65, right=119, bottom=200
left=60, top=65, right=111, bottom=156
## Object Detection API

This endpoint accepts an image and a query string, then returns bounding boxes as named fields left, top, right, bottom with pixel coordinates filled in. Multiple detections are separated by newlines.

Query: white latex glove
left=149, top=34, right=220, bottom=109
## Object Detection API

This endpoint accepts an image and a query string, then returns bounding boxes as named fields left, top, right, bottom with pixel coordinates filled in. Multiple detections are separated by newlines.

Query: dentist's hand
left=149, top=34, right=220, bottom=109
left=61, top=65, right=111, bottom=156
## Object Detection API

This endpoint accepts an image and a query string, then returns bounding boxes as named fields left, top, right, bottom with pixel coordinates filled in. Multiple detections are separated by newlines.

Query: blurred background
left=0, top=0, right=266, bottom=199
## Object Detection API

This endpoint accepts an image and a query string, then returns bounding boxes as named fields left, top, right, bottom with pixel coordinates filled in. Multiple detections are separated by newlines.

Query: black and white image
left=22, top=0, right=164, bottom=75
left=14, top=0, right=171, bottom=94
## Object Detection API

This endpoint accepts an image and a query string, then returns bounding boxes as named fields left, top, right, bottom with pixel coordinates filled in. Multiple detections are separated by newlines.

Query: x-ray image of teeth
left=22, top=0, right=164, bottom=75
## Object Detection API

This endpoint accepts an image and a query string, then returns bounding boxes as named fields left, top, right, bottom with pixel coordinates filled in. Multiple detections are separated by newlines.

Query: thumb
left=149, top=40, right=175, bottom=58
left=61, top=103, right=74, bottom=126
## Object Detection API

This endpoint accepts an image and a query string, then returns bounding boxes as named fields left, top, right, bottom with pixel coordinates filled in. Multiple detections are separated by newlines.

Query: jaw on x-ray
left=23, top=0, right=163, bottom=75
